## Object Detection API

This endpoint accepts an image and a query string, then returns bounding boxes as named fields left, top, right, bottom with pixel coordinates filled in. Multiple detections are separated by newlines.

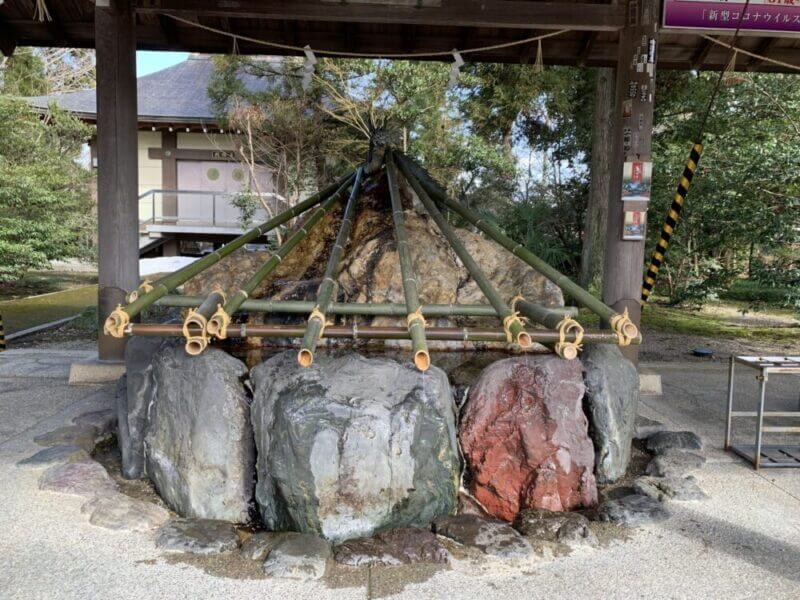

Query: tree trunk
left=580, top=67, right=615, bottom=290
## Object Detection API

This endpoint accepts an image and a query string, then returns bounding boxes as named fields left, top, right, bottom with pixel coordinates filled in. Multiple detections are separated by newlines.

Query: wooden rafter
left=134, top=0, right=626, bottom=32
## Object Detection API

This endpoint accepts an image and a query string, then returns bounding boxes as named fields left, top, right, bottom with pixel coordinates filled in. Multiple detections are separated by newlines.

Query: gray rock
left=73, top=409, right=117, bottom=436
left=432, top=514, right=532, bottom=559
left=38, top=460, right=118, bottom=497
left=144, top=344, right=255, bottom=523
left=155, top=518, right=240, bottom=554
left=634, top=476, right=708, bottom=502
left=634, top=415, right=667, bottom=440
left=251, top=351, right=459, bottom=543
left=646, top=431, right=703, bottom=455
left=17, top=445, right=90, bottom=468
left=262, top=534, right=331, bottom=580
left=646, top=450, right=706, bottom=478
left=81, top=492, right=171, bottom=531
left=597, top=494, right=670, bottom=526
left=118, top=337, right=169, bottom=479
left=334, top=527, right=450, bottom=567
left=33, top=424, right=103, bottom=453
left=241, top=532, right=299, bottom=562
left=556, top=518, right=599, bottom=548
left=515, top=508, right=591, bottom=542
left=581, top=345, right=639, bottom=484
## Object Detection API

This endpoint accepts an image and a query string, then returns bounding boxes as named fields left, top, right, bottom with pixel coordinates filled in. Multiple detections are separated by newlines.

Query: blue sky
left=136, top=51, right=189, bottom=76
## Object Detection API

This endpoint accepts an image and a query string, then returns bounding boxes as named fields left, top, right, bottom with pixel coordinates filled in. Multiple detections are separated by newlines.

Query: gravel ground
left=1, top=350, right=799, bottom=599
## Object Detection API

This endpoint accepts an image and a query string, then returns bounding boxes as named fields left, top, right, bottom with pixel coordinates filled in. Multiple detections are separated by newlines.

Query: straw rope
left=165, top=14, right=568, bottom=60
left=554, top=316, right=584, bottom=359
left=609, top=308, right=634, bottom=346
left=502, top=312, right=525, bottom=344
left=209, top=304, right=231, bottom=339
left=104, top=304, right=131, bottom=338
left=700, top=35, right=800, bottom=74
left=308, top=306, right=333, bottom=340
left=406, top=307, right=428, bottom=329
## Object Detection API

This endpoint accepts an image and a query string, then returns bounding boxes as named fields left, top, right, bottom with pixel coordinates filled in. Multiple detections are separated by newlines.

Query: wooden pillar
left=602, top=0, right=658, bottom=361
left=96, top=0, right=139, bottom=362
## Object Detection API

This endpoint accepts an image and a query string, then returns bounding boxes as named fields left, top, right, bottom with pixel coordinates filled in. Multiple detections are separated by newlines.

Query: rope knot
left=554, top=316, right=584, bottom=359
left=502, top=312, right=525, bottom=343
left=308, top=306, right=333, bottom=340
left=609, top=308, right=637, bottom=346
left=406, top=307, right=427, bottom=329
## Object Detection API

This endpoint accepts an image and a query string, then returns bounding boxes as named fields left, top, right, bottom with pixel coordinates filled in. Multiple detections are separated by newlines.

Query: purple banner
left=663, top=0, right=800, bottom=33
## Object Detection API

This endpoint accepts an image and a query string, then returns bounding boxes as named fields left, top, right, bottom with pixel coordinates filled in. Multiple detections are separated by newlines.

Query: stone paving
left=1, top=349, right=799, bottom=599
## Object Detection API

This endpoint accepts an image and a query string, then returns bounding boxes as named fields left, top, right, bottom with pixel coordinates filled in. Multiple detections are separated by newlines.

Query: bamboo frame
left=207, top=174, right=359, bottom=340
left=157, top=295, right=580, bottom=318
left=103, top=172, right=356, bottom=338
left=298, top=167, right=365, bottom=367
left=127, top=322, right=631, bottom=346
left=396, top=156, right=532, bottom=349
left=396, top=153, right=639, bottom=346
left=386, top=151, right=429, bottom=371
left=182, top=288, right=225, bottom=356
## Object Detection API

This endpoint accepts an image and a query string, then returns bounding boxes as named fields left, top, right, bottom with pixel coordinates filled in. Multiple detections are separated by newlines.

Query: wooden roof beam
left=747, top=38, right=777, bottom=71
left=157, top=13, right=180, bottom=48
left=0, top=16, right=18, bottom=57
left=136, top=1, right=626, bottom=32
left=577, top=32, right=596, bottom=67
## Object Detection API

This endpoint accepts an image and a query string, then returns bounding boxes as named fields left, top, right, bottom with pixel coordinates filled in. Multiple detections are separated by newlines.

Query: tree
left=0, top=97, right=94, bottom=282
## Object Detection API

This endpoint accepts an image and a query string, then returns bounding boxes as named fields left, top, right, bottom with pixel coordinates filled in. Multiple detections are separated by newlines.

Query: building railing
left=138, top=189, right=287, bottom=229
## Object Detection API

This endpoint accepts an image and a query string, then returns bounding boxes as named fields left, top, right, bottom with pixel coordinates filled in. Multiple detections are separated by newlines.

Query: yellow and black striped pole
left=641, top=142, right=703, bottom=302
left=0, top=313, right=5, bottom=352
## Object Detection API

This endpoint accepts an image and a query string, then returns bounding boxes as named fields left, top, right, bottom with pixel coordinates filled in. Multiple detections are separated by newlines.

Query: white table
left=725, top=356, right=800, bottom=470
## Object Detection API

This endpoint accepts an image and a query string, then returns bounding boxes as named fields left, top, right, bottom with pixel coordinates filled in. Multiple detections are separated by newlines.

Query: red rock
left=459, top=356, right=598, bottom=522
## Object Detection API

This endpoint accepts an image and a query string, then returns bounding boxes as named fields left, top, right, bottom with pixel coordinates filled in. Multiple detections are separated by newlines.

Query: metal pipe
left=128, top=323, right=632, bottom=345
left=396, top=158, right=532, bottom=348
left=207, top=174, right=358, bottom=340
left=299, top=167, right=364, bottom=367
left=158, top=295, right=580, bottom=318
left=396, top=153, right=639, bottom=345
left=103, top=172, right=356, bottom=338
left=387, top=151, right=429, bottom=371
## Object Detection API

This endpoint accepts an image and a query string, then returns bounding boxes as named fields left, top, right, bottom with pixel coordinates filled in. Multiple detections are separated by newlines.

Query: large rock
left=647, top=431, right=703, bottom=454
left=81, top=492, right=171, bottom=531
left=117, top=336, right=167, bottom=479
left=460, top=356, right=598, bottom=522
left=597, top=493, right=670, bottom=526
left=581, top=345, right=639, bottom=483
left=250, top=351, right=459, bottom=543
left=144, top=344, right=255, bottom=523
left=262, top=534, right=331, bottom=580
left=38, top=460, right=118, bottom=497
left=155, top=518, right=240, bottom=554
left=186, top=180, right=563, bottom=332
left=432, top=514, right=532, bottom=559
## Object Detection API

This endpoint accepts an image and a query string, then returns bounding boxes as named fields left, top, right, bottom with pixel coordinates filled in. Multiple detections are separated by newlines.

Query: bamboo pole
left=513, top=297, right=584, bottom=360
left=298, top=167, right=365, bottom=367
left=103, top=172, right=356, bottom=338
left=396, top=153, right=640, bottom=346
left=207, top=174, right=359, bottom=340
left=157, top=295, right=580, bottom=318
left=386, top=151, right=429, bottom=371
left=182, top=288, right=225, bottom=356
left=396, top=160, right=532, bottom=349
left=128, top=322, right=634, bottom=345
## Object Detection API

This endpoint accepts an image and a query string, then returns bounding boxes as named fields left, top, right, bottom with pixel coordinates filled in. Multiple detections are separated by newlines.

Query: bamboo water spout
left=396, top=157, right=532, bottom=349
left=513, top=297, right=584, bottom=360
left=182, top=288, right=225, bottom=356
left=103, top=172, right=356, bottom=338
left=207, top=173, right=359, bottom=340
left=395, top=153, right=640, bottom=346
left=386, top=151, right=429, bottom=371
left=298, top=167, right=365, bottom=367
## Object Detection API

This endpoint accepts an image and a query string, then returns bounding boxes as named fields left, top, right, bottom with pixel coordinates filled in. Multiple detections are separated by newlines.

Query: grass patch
left=576, top=302, right=798, bottom=345
left=0, top=285, right=97, bottom=335
left=720, top=280, right=797, bottom=307
left=0, top=271, right=97, bottom=302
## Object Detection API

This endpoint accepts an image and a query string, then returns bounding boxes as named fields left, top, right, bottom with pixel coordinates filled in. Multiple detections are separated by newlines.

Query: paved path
left=0, top=350, right=798, bottom=599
